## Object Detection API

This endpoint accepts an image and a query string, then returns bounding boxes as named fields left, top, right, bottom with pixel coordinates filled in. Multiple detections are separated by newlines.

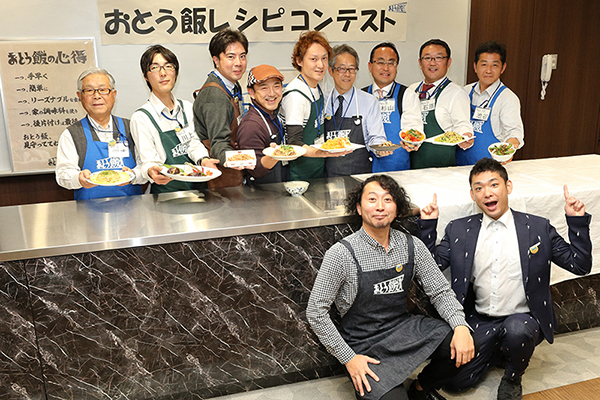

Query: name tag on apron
left=176, top=127, right=193, bottom=144
left=420, top=99, right=435, bottom=112
left=473, top=107, right=491, bottom=121
left=379, top=99, right=395, bottom=113
left=108, top=142, right=129, bottom=158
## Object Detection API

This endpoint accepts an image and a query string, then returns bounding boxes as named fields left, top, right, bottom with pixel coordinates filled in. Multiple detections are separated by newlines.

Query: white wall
left=0, top=0, right=471, bottom=174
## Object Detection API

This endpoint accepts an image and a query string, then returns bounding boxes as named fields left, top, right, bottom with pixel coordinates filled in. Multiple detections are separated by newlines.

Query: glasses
left=81, top=88, right=113, bottom=96
left=332, top=66, right=358, bottom=74
left=148, top=63, right=176, bottom=73
left=420, top=56, right=448, bottom=63
left=372, top=60, right=398, bottom=67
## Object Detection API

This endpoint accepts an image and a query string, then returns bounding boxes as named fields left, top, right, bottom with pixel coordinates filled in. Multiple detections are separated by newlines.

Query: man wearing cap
left=363, top=42, right=423, bottom=172
left=56, top=67, right=145, bottom=200
left=237, top=65, right=289, bottom=184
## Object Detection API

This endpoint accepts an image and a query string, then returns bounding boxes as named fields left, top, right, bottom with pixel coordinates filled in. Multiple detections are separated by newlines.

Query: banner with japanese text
left=97, top=0, right=408, bottom=44
left=0, top=39, right=96, bottom=172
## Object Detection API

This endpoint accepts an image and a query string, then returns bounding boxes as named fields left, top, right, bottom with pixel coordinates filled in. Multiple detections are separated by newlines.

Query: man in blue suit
left=419, top=158, right=592, bottom=400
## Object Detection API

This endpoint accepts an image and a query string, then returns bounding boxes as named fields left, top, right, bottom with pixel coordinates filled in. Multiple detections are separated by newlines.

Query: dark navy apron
left=75, top=116, right=142, bottom=200
left=456, top=84, right=507, bottom=166
left=339, top=234, right=450, bottom=400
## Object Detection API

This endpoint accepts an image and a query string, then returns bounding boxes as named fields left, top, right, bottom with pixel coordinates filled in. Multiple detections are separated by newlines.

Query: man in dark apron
left=323, top=45, right=390, bottom=177
left=409, top=39, right=474, bottom=169
left=307, top=175, right=476, bottom=400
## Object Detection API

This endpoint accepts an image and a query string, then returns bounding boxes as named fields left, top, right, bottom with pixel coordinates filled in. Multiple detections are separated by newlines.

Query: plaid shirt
left=306, top=227, right=468, bottom=364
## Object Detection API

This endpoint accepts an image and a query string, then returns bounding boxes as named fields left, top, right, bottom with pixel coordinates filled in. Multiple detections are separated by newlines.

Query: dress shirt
left=130, top=92, right=209, bottom=182
left=212, top=69, right=237, bottom=93
left=324, top=86, right=387, bottom=152
left=464, top=80, right=525, bottom=148
left=472, top=209, right=530, bottom=316
left=306, top=228, right=468, bottom=364
left=372, top=81, right=424, bottom=133
left=55, top=115, right=145, bottom=189
left=409, top=77, right=473, bottom=136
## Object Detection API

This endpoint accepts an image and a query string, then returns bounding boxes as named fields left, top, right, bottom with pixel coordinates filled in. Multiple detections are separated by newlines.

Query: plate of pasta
left=87, top=170, right=135, bottom=186
left=425, top=131, right=474, bottom=146
left=262, top=144, right=306, bottom=161
left=311, top=137, right=364, bottom=153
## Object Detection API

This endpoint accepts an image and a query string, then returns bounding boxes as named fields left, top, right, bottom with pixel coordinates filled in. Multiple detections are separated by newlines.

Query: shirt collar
left=149, top=92, right=180, bottom=115
left=87, top=115, right=113, bottom=132
left=373, top=81, right=395, bottom=96
left=251, top=98, right=278, bottom=118
left=482, top=208, right=513, bottom=229
left=475, top=79, right=501, bottom=96
left=213, top=69, right=236, bottom=92
left=332, top=86, right=356, bottom=103
left=423, top=76, right=447, bottom=88
left=358, top=227, right=397, bottom=251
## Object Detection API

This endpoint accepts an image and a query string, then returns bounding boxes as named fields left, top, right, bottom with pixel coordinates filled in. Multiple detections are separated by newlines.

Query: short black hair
left=474, top=41, right=507, bottom=64
left=345, top=175, right=411, bottom=220
left=209, top=29, right=248, bottom=67
left=369, top=42, right=399, bottom=63
left=140, top=45, right=179, bottom=90
left=419, top=39, right=451, bottom=59
left=469, top=158, right=509, bottom=185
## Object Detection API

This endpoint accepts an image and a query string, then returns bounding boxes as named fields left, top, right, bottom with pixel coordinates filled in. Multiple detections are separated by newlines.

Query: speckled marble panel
left=1, top=220, right=598, bottom=400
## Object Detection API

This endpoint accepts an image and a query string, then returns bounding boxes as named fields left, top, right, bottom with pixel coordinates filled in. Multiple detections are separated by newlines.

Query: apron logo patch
left=96, top=157, right=124, bottom=170
left=395, top=264, right=403, bottom=273
left=171, top=142, right=189, bottom=158
left=472, top=120, right=484, bottom=133
left=373, top=275, right=404, bottom=295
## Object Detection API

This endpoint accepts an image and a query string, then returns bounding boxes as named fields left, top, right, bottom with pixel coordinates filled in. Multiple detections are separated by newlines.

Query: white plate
left=87, top=170, right=135, bottom=186
left=424, top=133, right=475, bottom=146
left=262, top=145, right=307, bottom=161
left=310, top=143, right=365, bottom=153
left=160, top=164, right=222, bottom=182
left=371, top=143, right=403, bottom=152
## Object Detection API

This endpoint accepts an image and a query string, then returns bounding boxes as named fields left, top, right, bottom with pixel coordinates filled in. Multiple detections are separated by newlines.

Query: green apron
left=410, top=79, right=456, bottom=169
left=284, top=89, right=325, bottom=180
left=136, top=101, right=204, bottom=193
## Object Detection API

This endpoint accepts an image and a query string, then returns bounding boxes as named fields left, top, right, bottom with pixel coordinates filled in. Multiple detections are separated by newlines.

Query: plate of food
left=160, top=164, right=222, bottom=182
left=262, top=144, right=307, bottom=161
left=425, top=131, right=474, bottom=146
left=87, top=169, right=135, bottom=186
left=371, top=141, right=403, bottom=152
left=226, top=149, right=257, bottom=168
left=488, top=142, right=515, bottom=162
left=311, top=137, right=364, bottom=153
left=400, top=129, right=425, bottom=150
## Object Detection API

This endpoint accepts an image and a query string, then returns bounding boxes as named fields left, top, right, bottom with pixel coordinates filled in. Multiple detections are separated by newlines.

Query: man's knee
left=502, top=314, right=540, bottom=344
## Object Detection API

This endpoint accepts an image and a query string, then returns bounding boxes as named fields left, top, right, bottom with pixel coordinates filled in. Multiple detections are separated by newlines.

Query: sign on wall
left=0, top=39, right=96, bottom=172
left=97, top=0, right=408, bottom=44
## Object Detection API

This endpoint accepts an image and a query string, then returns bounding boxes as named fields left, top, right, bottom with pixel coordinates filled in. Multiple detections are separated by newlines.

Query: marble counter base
left=1, top=223, right=599, bottom=399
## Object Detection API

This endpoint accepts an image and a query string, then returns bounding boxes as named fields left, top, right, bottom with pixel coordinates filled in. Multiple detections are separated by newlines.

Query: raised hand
left=564, top=185, right=585, bottom=216
left=420, top=193, right=439, bottom=220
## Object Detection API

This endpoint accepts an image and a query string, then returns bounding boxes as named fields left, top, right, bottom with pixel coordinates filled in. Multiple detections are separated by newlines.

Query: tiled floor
left=213, top=327, right=600, bottom=399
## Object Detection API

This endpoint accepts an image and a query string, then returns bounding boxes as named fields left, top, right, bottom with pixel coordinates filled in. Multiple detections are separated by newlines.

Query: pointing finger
left=433, top=193, right=437, bottom=206
left=563, top=185, right=570, bottom=200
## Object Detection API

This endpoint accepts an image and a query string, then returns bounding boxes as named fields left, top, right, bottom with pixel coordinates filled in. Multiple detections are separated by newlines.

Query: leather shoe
left=497, top=376, right=522, bottom=400
left=408, top=380, right=447, bottom=400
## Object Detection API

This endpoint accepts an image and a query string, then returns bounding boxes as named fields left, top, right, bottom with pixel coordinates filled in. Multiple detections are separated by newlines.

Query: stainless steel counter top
left=0, top=176, right=362, bottom=262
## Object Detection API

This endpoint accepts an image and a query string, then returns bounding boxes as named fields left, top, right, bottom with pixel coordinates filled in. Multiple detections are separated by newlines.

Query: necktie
left=420, top=83, right=434, bottom=99
left=376, top=89, right=384, bottom=100
left=334, top=95, right=344, bottom=121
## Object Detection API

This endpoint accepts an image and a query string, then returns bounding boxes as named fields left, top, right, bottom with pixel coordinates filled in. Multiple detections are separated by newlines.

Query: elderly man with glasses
left=408, top=39, right=474, bottom=169
left=56, top=67, right=145, bottom=199
left=363, top=42, right=423, bottom=172
left=323, top=44, right=391, bottom=177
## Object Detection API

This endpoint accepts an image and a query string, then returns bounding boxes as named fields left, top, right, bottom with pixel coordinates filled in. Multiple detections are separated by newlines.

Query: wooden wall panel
left=0, top=174, right=73, bottom=207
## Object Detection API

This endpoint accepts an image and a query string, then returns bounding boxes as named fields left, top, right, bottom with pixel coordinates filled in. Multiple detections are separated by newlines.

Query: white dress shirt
left=130, top=92, right=209, bottom=182
left=55, top=115, right=145, bottom=189
left=324, top=86, right=387, bottom=152
left=371, top=81, right=423, bottom=133
left=464, top=80, right=525, bottom=148
left=409, top=77, right=473, bottom=136
left=472, top=209, right=530, bottom=317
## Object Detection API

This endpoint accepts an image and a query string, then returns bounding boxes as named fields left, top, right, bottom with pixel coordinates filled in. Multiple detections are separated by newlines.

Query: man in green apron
left=409, top=39, right=474, bottom=169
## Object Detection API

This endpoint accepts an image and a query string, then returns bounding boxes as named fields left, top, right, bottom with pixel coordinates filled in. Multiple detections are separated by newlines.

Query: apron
left=197, top=81, right=244, bottom=188
left=366, top=83, right=411, bottom=172
left=136, top=101, right=201, bottom=194
left=339, top=234, right=450, bottom=400
left=324, top=88, right=371, bottom=177
left=285, top=81, right=325, bottom=181
left=75, top=116, right=142, bottom=200
left=411, top=79, right=455, bottom=169
left=456, top=84, right=507, bottom=166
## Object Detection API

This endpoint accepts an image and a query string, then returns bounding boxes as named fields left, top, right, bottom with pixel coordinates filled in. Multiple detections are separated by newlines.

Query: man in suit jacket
left=419, top=158, right=592, bottom=400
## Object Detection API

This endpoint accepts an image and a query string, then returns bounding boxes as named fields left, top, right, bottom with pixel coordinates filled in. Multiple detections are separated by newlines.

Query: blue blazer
left=419, top=210, right=592, bottom=343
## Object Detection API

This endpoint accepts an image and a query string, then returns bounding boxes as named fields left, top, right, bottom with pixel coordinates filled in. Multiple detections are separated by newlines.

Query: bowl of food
left=284, top=181, right=310, bottom=197
left=400, top=129, right=425, bottom=150
left=488, top=142, right=516, bottom=162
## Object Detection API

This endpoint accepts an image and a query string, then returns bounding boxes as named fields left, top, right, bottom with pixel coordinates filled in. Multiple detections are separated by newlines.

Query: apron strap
left=339, top=239, right=363, bottom=274
left=135, top=108, right=163, bottom=134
